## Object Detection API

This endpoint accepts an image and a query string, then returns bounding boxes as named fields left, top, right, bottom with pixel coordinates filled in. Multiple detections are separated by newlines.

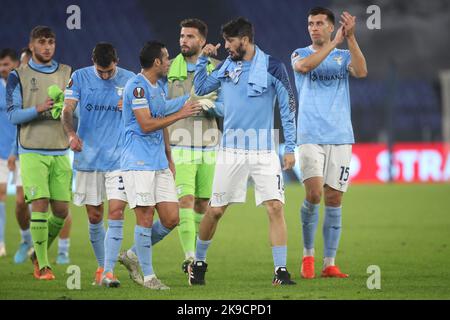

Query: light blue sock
left=134, top=225, right=153, bottom=276
left=89, top=221, right=106, bottom=267
left=21, top=228, right=32, bottom=245
left=103, top=219, right=123, bottom=274
left=301, top=200, right=320, bottom=251
left=151, top=220, right=172, bottom=246
left=58, top=238, right=70, bottom=255
left=195, top=237, right=211, bottom=262
left=272, top=245, right=287, bottom=269
left=0, top=202, right=5, bottom=243
left=128, top=220, right=173, bottom=254
left=323, top=206, right=342, bottom=258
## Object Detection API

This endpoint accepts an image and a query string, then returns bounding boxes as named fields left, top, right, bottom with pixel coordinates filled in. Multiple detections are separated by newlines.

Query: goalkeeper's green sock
left=177, top=208, right=195, bottom=259
left=194, top=211, right=204, bottom=235
left=30, top=212, right=50, bottom=269
left=47, top=215, right=65, bottom=248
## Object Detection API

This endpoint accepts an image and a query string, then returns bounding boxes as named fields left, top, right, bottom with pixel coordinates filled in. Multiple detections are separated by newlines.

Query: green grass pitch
left=1, top=184, right=450, bottom=300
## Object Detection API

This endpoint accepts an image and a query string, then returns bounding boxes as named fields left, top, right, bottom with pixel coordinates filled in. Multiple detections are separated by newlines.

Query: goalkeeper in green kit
left=6, top=26, right=72, bottom=280
left=166, top=18, right=222, bottom=272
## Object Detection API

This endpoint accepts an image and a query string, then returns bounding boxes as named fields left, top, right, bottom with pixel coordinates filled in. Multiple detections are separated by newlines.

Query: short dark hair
left=20, top=47, right=32, bottom=57
left=30, top=26, right=56, bottom=41
left=140, top=41, right=166, bottom=69
left=221, top=17, right=254, bottom=43
left=180, top=18, right=208, bottom=39
left=92, top=42, right=118, bottom=68
left=308, top=7, right=335, bottom=25
left=0, top=48, right=19, bottom=61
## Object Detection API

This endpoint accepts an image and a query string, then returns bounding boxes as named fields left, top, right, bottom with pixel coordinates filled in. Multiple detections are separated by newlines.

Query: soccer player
left=7, top=26, right=73, bottom=280
left=291, top=7, right=367, bottom=279
left=62, top=43, right=135, bottom=287
left=0, top=48, right=31, bottom=259
left=166, top=18, right=221, bottom=272
left=190, top=17, right=297, bottom=286
left=1, top=48, right=71, bottom=264
left=121, top=41, right=202, bottom=289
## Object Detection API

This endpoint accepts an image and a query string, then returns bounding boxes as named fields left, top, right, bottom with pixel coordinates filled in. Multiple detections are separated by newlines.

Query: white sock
left=58, top=238, right=70, bottom=255
left=59, top=238, right=70, bottom=246
left=144, top=274, right=156, bottom=282
left=275, top=266, right=286, bottom=273
left=323, top=257, right=335, bottom=268
left=185, top=252, right=195, bottom=260
left=20, top=228, right=31, bottom=242
left=303, top=248, right=315, bottom=257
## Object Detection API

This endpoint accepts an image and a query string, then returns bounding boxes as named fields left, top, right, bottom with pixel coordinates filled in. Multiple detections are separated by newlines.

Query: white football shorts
left=209, top=148, right=285, bottom=207
left=122, top=169, right=178, bottom=209
left=298, top=144, right=352, bottom=192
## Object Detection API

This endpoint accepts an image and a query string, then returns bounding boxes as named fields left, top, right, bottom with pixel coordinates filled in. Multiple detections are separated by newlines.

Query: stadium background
left=1, top=0, right=449, bottom=187
left=1, top=0, right=449, bottom=300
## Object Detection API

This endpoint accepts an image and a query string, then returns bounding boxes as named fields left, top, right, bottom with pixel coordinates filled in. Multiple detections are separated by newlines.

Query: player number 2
left=118, top=176, right=125, bottom=191
left=339, top=166, right=350, bottom=182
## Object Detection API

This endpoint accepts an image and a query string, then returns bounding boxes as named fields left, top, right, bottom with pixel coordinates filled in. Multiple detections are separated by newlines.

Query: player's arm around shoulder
left=128, top=80, right=202, bottom=133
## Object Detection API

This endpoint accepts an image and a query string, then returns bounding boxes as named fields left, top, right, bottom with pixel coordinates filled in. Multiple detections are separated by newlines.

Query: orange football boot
left=92, top=267, right=104, bottom=286
left=321, top=265, right=349, bottom=278
left=301, top=256, right=315, bottom=279
left=39, top=267, right=56, bottom=280
left=31, top=253, right=40, bottom=279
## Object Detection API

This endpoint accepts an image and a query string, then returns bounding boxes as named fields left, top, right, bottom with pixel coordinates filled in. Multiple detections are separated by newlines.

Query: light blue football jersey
left=64, top=66, right=135, bottom=171
left=292, top=46, right=354, bottom=145
left=121, top=73, right=168, bottom=171
left=194, top=49, right=297, bottom=153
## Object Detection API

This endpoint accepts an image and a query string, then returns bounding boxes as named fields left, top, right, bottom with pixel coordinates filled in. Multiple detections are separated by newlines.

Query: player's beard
left=33, top=52, right=53, bottom=64
left=229, top=43, right=246, bottom=61
left=313, top=39, right=325, bottom=46
left=181, top=45, right=200, bottom=58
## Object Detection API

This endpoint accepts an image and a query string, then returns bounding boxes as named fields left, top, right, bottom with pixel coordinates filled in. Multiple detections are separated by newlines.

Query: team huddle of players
left=0, top=7, right=366, bottom=289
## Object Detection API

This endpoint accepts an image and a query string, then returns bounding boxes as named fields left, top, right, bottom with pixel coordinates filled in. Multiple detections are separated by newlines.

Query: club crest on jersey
left=334, top=56, right=343, bottom=66
left=133, top=87, right=145, bottom=98
left=116, top=86, right=124, bottom=97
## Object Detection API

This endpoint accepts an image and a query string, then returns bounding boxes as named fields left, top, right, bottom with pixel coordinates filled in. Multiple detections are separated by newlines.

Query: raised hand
left=202, top=43, right=221, bottom=57
left=332, top=25, right=345, bottom=46
left=340, top=11, right=356, bottom=38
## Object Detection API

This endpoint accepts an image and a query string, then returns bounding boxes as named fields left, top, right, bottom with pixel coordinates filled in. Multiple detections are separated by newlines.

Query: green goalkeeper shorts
left=172, top=148, right=216, bottom=199
left=19, top=153, right=72, bottom=203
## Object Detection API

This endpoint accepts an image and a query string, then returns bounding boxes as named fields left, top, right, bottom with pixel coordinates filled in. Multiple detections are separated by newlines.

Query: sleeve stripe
left=131, top=105, right=149, bottom=110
